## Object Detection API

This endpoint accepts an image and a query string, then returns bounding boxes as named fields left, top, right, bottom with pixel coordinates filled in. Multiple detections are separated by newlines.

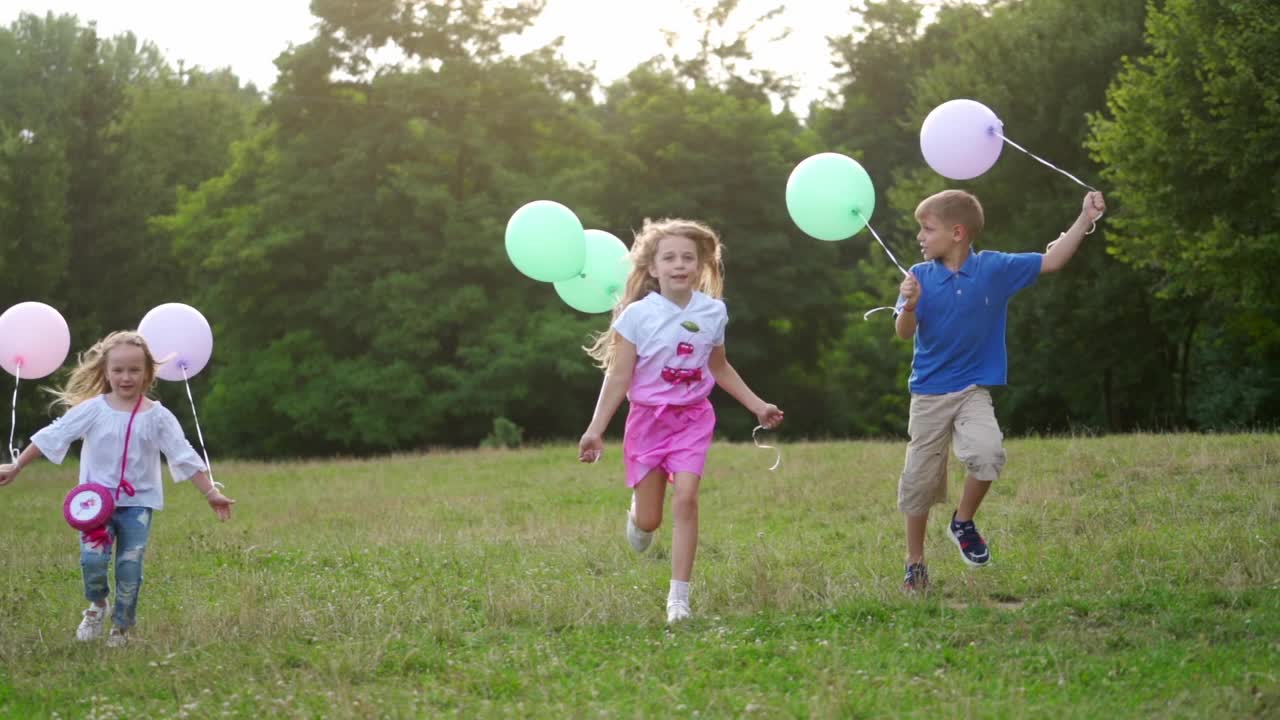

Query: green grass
left=0, top=433, right=1276, bottom=718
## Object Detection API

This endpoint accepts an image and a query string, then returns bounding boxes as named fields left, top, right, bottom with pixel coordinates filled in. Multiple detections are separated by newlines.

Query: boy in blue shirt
left=895, top=189, right=1106, bottom=592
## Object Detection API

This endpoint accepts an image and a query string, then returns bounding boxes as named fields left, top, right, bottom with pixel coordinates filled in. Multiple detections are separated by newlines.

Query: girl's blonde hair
left=585, top=218, right=725, bottom=369
left=51, top=331, right=159, bottom=410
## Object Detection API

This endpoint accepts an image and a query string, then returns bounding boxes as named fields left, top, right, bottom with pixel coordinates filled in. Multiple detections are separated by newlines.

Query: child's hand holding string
left=754, top=403, right=784, bottom=430
left=578, top=432, right=603, bottom=464
left=1082, top=191, right=1105, bottom=222
left=0, top=463, right=18, bottom=486
left=193, top=471, right=235, bottom=520
left=900, top=274, right=921, bottom=310
left=205, top=488, right=235, bottom=521
left=1047, top=191, right=1108, bottom=253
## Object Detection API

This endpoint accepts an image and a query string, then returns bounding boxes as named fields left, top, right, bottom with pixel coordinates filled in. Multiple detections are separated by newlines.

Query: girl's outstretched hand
left=578, top=432, right=603, bottom=464
left=206, top=490, right=235, bottom=521
left=0, top=463, right=17, bottom=486
left=755, top=404, right=784, bottom=430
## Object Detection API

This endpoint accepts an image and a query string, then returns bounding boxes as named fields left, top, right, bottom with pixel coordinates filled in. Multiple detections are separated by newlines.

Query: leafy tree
left=1089, top=0, right=1280, bottom=427
left=885, top=0, right=1164, bottom=433
left=0, top=13, right=259, bottom=444
left=160, top=0, right=615, bottom=454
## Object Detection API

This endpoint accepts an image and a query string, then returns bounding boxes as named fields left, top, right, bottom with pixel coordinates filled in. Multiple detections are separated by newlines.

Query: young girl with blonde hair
left=578, top=218, right=783, bottom=624
left=0, top=331, right=234, bottom=646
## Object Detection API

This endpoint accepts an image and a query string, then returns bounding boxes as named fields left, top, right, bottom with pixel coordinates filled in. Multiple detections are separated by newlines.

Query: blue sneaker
left=949, top=512, right=991, bottom=567
left=902, top=562, right=929, bottom=593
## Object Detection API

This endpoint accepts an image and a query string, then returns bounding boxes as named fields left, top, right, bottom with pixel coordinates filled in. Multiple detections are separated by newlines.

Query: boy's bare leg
left=955, top=474, right=992, bottom=522
left=906, top=512, right=929, bottom=565
left=950, top=474, right=993, bottom=567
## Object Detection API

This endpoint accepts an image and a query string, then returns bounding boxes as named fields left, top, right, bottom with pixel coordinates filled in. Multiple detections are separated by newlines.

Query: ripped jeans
left=80, top=506, right=153, bottom=630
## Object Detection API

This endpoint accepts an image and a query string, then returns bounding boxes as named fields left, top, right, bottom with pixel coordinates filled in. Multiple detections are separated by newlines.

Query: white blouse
left=31, top=395, right=207, bottom=511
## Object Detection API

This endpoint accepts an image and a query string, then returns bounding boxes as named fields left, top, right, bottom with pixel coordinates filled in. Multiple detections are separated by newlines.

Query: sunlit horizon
left=3, top=0, right=862, bottom=110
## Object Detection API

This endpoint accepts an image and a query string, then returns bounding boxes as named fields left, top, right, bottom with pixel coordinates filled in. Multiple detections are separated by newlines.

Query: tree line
left=2, top=0, right=1275, bottom=457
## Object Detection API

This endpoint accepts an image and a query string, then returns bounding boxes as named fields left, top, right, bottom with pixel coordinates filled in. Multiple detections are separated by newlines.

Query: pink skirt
left=623, top=399, right=715, bottom=487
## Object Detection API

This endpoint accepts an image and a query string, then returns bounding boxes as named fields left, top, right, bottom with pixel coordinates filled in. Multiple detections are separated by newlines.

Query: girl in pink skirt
left=578, top=218, right=783, bottom=624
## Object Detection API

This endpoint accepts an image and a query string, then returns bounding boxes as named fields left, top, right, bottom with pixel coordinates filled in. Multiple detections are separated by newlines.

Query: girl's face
left=105, top=344, right=149, bottom=401
left=648, top=234, right=699, bottom=295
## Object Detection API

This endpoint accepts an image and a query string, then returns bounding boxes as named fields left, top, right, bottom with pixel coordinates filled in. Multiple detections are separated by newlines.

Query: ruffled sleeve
left=30, top=398, right=102, bottom=464
left=152, top=407, right=207, bottom=482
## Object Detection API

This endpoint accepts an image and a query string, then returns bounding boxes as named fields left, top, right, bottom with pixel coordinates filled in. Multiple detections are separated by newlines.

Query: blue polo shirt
left=897, top=250, right=1042, bottom=395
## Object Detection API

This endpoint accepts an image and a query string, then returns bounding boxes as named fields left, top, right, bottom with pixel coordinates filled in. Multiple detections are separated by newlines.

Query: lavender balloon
left=0, top=302, right=71, bottom=379
left=138, top=303, right=213, bottom=381
left=920, top=99, right=1005, bottom=180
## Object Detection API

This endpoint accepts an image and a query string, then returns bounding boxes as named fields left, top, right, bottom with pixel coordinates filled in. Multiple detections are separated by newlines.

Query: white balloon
left=138, top=303, right=214, bottom=381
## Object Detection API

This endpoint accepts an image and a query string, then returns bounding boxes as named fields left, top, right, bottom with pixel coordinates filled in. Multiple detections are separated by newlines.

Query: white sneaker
left=106, top=627, right=128, bottom=648
left=76, top=604, right=106, bottom=641
left=625, top=496, right=654, bottom=553
left=666, top=600, right=691, bottom=624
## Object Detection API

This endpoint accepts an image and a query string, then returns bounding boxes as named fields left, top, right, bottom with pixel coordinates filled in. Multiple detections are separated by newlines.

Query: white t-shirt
left=613, top=291, right=727, bottom=406
left=31, top=395, right=207, bottom=511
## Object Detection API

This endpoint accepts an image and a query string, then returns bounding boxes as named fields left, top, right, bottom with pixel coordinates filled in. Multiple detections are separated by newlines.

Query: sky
left=2, top=0, right=861, bottom=110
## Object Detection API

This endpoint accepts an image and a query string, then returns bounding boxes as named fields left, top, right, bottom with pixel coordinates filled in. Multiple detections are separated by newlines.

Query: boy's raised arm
left=1042, top=191, right=1106, bottom=274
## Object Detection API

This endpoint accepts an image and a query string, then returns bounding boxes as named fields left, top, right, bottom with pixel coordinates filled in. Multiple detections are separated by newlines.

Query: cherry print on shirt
left=662, top=319, right=704, bottom=385
left=661, top=367, right=704, bottom=384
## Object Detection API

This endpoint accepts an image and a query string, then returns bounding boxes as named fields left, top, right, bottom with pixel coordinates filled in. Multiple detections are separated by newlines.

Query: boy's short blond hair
left=916, top=190, right=984, bottom=241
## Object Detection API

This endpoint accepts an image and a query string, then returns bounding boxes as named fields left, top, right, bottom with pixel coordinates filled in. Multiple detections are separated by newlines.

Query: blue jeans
left=80, top=506, right=153, bottom=630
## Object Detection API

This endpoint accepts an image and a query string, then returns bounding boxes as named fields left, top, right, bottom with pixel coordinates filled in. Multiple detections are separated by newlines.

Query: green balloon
left=505, top=200, right=587, bottom=282
left=554, top=229, right=632, bottom=313
left=785, top=153, right=876, bottom=241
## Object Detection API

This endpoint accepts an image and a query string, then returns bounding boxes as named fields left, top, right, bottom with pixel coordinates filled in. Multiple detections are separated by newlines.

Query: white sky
left=3, top=0, right=858, bottom=109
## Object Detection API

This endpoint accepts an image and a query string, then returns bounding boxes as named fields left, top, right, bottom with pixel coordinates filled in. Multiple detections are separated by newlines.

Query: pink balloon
left=138, top=303, right=213, bottom=381
left=0, top=302, right=71, bottom=379
left=920, top=99, right=1005, bottom=180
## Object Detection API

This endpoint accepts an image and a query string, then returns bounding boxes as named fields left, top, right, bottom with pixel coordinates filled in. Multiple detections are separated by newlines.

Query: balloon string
left=852, top=213, right=910, bottom=277
left=181, top=365, right=221, bottom=492
left=998, top=133, right=1098, bottom=192
left=752, top=425, right=781, bottom=471
left=860, top=134, right=1104, bottom=323
left=8, top=362, right=20, bottom=463
left=1001, top=134, right=1104, bottom=235
left=850, top=216, right=912, bottom=321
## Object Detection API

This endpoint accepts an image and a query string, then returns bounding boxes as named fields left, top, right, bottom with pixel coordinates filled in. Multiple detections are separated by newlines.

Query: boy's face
left=915, top=212, right=962, bottom=260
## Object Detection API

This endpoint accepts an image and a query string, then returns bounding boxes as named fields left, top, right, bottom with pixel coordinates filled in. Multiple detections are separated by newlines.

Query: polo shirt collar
left=934, top=249, right=979, bottom=281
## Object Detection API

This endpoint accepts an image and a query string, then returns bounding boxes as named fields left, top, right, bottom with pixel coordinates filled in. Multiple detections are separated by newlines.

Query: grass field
left=0, top=433, right=1276, bottom=718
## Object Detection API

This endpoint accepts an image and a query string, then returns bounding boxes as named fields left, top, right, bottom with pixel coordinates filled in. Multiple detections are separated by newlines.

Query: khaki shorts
left=898, top=385, right=1006, bottom=515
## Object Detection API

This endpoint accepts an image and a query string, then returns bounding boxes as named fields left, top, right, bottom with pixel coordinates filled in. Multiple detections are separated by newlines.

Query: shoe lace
left=903, top=564, right=927, bottom=587
left=954, top=522, right=984, bottom=549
